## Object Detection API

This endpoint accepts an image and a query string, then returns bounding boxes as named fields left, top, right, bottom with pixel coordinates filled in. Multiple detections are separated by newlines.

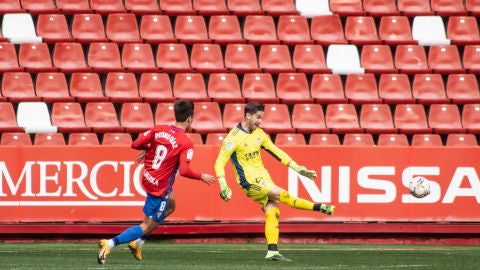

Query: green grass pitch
left=1, top=242, right=479, bottom=270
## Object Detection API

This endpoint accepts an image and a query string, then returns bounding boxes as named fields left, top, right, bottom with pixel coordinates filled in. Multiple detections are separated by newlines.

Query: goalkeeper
left=214, top=102, right=335, bottom=262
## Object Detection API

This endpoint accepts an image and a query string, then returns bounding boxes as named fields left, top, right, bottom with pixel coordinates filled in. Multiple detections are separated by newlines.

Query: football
left=408, top=176, right=431, bottom=198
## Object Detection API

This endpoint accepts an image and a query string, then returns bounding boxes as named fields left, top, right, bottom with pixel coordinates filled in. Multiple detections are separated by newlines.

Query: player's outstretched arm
left=218, top=176, right=232, bottom=202
left=289, top=160, right=317, bottom=180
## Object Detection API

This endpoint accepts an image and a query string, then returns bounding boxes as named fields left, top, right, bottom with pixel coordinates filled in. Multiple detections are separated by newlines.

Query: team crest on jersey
left=225, top=140, right=233, bottom=151
left=257, top=137, right=261, bottom=145
left=187, top=149, right=193, bottom=160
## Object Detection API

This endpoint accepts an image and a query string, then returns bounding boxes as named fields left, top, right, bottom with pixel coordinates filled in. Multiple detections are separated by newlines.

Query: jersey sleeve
left=178, top=141, right=202, bottom=180
left=260, top=129, right=292, bottom=166
left=131, top=129, right=153, bottom=150
left=214, top=133, right=236, bottom=178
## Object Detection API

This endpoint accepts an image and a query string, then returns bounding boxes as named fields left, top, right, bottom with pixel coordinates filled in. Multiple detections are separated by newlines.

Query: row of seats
left=1, top=131, right=477, bottom=147
left=1, top=0, right=480, bottom=17
left=2, top=71, right=479, bottom=105
left=4, top=12, right=480, bottom=46
left=3, top=41, right=480, bottom=75
left=3, top=101, right=480, bottom=136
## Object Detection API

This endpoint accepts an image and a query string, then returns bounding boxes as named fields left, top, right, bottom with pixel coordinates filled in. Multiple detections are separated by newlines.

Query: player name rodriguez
left=0, top=161, right=479, bottom=204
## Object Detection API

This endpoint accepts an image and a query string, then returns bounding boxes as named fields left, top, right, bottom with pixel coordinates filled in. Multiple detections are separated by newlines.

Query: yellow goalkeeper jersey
left=214, top=124, right=293, bottom=189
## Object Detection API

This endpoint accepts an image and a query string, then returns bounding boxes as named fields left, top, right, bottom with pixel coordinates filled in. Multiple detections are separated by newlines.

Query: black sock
left=313, top=203, right=322, bottom=211
left=268, top=244, right=278, bottom=251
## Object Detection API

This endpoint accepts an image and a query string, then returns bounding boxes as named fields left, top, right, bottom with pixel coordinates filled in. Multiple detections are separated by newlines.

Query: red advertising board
left=0, top=145, right=479, bottom=223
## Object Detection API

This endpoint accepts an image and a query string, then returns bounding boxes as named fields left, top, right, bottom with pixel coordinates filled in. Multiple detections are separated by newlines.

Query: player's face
left=246, top=111, right=264, bottom=132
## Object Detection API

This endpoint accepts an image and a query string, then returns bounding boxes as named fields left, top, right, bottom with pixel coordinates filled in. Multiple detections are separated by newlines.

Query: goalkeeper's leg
left=278, top=189, right=335, bottom=215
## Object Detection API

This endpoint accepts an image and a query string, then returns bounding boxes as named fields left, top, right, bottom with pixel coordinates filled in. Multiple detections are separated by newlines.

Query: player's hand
left=289, top=160, right=317, bottom=180
left=201, top=174, right=216, bottom=185
left=218, top=176, right=232, bottom=202
left=136, top=150, right=146, bottom=164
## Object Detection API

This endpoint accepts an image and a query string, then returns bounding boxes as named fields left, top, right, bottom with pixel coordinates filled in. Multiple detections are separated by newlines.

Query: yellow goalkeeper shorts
left=241, top=173, right=276, bottom=207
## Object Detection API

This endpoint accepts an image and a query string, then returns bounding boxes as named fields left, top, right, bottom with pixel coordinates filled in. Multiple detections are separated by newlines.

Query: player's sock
left=280, top=190, right=314, bottom=210
left=137, top=234, right=149, bottom=246
left=113, top=225, right=143, bottom=246
left=265, top=207, right=280, bottom=246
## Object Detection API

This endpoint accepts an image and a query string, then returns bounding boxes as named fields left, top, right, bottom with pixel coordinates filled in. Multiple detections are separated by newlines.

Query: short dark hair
left=244, top=102, right=264, bottom=116
left=174, top=100, right=194, bottom=122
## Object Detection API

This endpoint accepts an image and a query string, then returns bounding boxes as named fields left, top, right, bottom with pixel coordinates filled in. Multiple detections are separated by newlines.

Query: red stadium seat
left=56, top=0, right=91, bottom=13
left=227, top=0, right=263, bottom=16
left=125, top=0, right=161, bottom=14
left=154, top=102, right=175, bottom=126
left=363, top=0, right=399, bottom=16
left=190, top=43, right=227, bottom=73
left=276, top=73, right=312, bottom=104
left=377, top=133, right=409, bottom=146
left=462, top=45, right=480, bottom=74
left=261, top=0, right=298, bottom=16
left=120, top=102, right=154, bottom=133
left=104, top=72, right=142, bottom=103
left=208, top=15, right=244, bottom=44
left=343, top=133, right=375, bottom=146
left=186, top=133, right=204, bottom=145
left=293, top=44, right=329, bottom=74
left=325, top=103, right=364, bottom=133
left=310, top=14, right=348, bottom=45
left=428, top=45, right=465, bottom=74
left=378, top=74, right=415, bottom=104
left=431, top=0, right=467, bottom=16
left=36, top=14, right=74, bottom=43
left=411, top=74, right=449, bottom=104
left=329, top=0, right=365, bottom=16
left=291, top=103, right=329, bottom=134
left=205, top=133, right=227, bottom=145
left=0, top=42, right=22, bottom=72
left=102, top=133, right=133, bottom=145
left=261, top=104, right=295, bottom=134
left=345, top=16, right=381, bottom=45
left=466, top=0, right=480, bottom=16
left=0, top=102, right=23, bottom=132
left=51, top=102, right=91, bottom=133
left=224, top=44, right=260, bottom=73
left=191, top=102, right=226, bottom=134
left=309, top=134, right=340, bottom=146
left=122, top=43, right=157, bottom=72
left=71, top=14, right=108, bottom=43
left=139, top=73, right=175, bottom=103
left=0, top=0, right=25, bottom=13
left=1, top=72, right=40, bottom=102
left=207, top=73, right=245, bottom=103
left=52, top=42, right=90, bottom=73
left=447, top=16, right=480, bottom=45
left=394, top=44, right=431, bottom=74
left=241, top=73, right=279, bottom=103
left=20, top=0, right=58, bottom=14
left=160, top=0, right=195, bottom=15
left=446, top=74, right=480, bottom=104
left=18, top=43, right=56, bottom=72
left=378, top=16, right=415, bottom=45
left=344, top=73, right=382, bottom=104
left=222, top=103, right=245, bottom=130
left=35, top=72, right=74, bottom=102
left=310, top=74, right=347, bottom=104
left=462, top=104, right=480, bottom=133
left=193, top=0, right=229, bottom=15
left=172, top=73, right=210, bottom=102
left=428, top=104, right=466, bottom=134
left=68, top=133, right=100, bottom=145
left=87, top=42, right=123, bottom=72
left=446, top=134, right=478, bottom=146
left=397, top=0, right=434, bottom=16
left=1, top=132, right=32, bottom=145
left=139, top=15, right=176, bottom=44
left=277, top=15, right=312, bottom=45
left=243, top=15, right=279, bottom=45
left=90, top=0, right=126, bottom=14
left=106, top=13, right=141, bottom=43
left=360, top=103, right=397, bottom=133
left=394, top=104, right=432, bottom=134
left=275, top=133, right=306, bottom=145
left=174, top=15, right=210, bottom=44
left=69, top=72, right=108, bottom=102
left=258, top=44, right=295, bottom=73
left=411, top=134, right=443, bottom=146
left=34, top=133, right=66, bottom=146
left=85, top=102, right=124, bottom=133
left=360, top=44, right=397, bottom=74
left=156, top=43, right=193, bottom=72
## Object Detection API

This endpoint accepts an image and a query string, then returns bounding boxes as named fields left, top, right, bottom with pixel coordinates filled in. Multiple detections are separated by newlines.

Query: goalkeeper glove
left=218, top=176, right=232, bottom=202
left=289, top=160, right=317, bottom=180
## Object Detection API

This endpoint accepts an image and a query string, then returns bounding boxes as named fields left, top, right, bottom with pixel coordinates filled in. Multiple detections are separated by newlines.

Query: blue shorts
left=143, top=193, right=170, bottom=223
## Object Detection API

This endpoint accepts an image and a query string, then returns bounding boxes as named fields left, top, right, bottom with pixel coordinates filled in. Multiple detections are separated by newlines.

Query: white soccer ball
left=408, top=176, right=431, bottom=198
